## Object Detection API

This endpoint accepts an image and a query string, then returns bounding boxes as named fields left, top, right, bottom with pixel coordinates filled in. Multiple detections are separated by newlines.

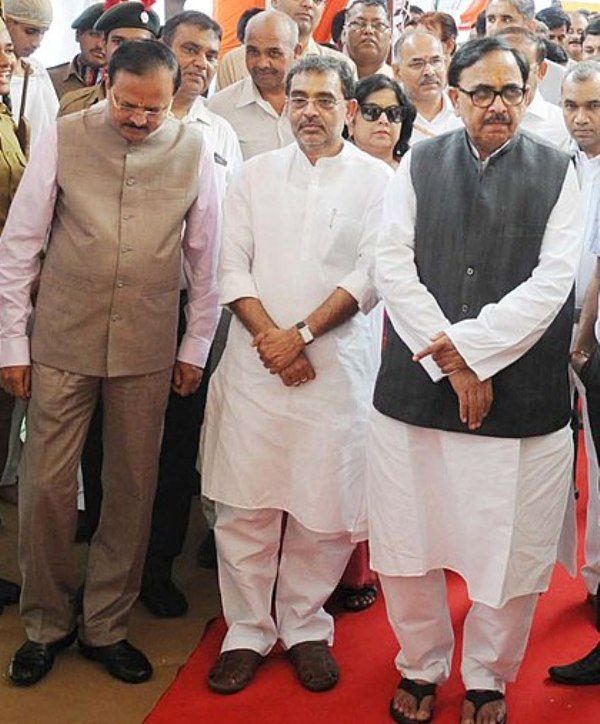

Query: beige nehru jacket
left=31, top=105, right=201, bottom=377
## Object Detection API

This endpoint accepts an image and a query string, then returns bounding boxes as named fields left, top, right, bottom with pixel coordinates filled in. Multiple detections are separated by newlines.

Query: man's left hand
left=253, top=327, right=304, bottom=373
left=413, top=332, right=468, bottom=374
left=172, top=361, right=203, bottom=396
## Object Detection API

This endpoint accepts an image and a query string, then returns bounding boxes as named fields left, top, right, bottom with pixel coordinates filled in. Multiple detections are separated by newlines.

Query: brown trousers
left=19, top=363, right=171, bottom=645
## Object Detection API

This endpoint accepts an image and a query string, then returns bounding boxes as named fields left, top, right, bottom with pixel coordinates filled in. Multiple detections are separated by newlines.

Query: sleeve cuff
left=177, top=335, right=212, bottom=369
left=219, top=276, right=259, bottom=307
left=337, top=271, right=378, bottom=314
left=0, top=337, right=31, bottom=367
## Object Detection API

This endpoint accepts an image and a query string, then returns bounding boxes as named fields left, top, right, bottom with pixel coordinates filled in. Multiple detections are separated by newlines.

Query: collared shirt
left=0, top=113, right=220, bottom=369
left=215, top=36, right=356, bottom=91
left=10, top=57, right=59, bottom=146
left=208, top=76, right=294, bottom=160
left=181, top=96, right=243, bottom=199
left=48, top=55, right=103, bottom=99
left=410, top=92, right=463, bottom=145
left=521, top=91, right=571, bottom=152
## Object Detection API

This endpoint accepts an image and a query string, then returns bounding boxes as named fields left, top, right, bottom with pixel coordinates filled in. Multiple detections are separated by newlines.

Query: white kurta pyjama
left=202, top=142, right=393, bottom=536
left=368, top=147, right=584, bottom=608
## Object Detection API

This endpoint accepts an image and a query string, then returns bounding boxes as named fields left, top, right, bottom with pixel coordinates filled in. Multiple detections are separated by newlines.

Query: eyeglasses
left=456, top=84, right=526, bottom=108
left=346, top=20, right=391, bottom=33
left=288, top=96, right=342, bottom=111
left=109, top=89, right=172, bottom=119
left=360, top=103, right=403, bottom=124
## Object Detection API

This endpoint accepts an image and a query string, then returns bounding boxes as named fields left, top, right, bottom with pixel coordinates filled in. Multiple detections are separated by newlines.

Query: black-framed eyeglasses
left=456, top=84, right=526, bottom=108
left=359, top=103, right=404, bottom=124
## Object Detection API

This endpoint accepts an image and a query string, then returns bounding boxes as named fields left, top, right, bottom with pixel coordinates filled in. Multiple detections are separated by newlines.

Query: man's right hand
left=448, top=369, right=493, bottom=431
left=1, top=365, right=32, bottom=399
left=279, top=352, right=316, bottom=387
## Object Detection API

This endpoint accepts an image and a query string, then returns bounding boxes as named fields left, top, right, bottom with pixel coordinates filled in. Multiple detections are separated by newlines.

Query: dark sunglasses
left=359, top=103, right=404, bottom=124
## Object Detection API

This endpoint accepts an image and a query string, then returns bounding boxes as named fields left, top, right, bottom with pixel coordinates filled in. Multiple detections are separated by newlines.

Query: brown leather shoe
left=287, top=640, right=339, bottom=692
left=207, top=649, right=264, bottom=694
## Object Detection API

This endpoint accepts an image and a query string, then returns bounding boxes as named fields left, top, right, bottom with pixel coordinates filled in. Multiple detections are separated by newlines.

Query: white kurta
left=367, top=141, right=584, bottom=608
left=10, top=59, right=59, bottom=146
left=202, top=142, right=393, bottom=536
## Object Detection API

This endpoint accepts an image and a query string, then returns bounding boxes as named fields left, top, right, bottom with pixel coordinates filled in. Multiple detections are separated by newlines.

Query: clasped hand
left=414, top=332, right=492, bottom=430
left=252, top=327, right=315, bottom=387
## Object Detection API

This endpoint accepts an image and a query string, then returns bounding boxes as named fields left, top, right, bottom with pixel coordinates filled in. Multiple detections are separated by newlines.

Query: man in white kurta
left=368, top=38, right=583, bottom=724
left=202, top=55, right=392, bottom=695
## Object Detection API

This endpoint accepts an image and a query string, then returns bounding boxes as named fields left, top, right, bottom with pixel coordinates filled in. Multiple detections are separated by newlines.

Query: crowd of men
left=0, top=0, right=598, bottom=721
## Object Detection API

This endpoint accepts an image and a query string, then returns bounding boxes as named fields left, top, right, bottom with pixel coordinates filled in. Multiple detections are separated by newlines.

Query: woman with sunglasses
left=338, top=75, right=415, bottom=613
left=348, top=73, right=415, bottom=171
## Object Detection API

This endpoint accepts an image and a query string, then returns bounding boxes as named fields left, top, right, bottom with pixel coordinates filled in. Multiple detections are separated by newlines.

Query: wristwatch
left=295, top=321, right=314, bottom=345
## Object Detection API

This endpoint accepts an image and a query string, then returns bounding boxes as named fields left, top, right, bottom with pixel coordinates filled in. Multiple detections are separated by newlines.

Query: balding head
left=244, top=10, right=301, bottom=95
left=245, top=9, right=299, bottom=48
left=393, top=31, right=447, bottom=107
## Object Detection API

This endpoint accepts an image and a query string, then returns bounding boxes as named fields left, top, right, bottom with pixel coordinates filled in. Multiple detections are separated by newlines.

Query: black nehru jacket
left=373, top=129, right=573, bottom=439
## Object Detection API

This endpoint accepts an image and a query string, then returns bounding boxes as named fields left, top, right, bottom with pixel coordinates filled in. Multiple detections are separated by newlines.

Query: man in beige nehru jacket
left=216, top=0, right=352, bottom=90
left=0, top=40, right=220, bottom=686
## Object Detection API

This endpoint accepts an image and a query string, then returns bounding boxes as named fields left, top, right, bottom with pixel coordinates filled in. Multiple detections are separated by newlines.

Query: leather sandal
left=287, top=640, right=339, bottom=692
left=463, top=689, right=507, bottom=724
left=389, top=678, right=436, bottom=723
left=207, top=649, right=264, bottom=694
left=342, top=585, right=377, bottom=612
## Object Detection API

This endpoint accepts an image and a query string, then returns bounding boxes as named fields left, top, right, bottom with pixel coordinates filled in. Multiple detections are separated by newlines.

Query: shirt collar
left=183, top=96, right=212, bottom=127
left=465, top=130, right=516, bottom=167
left=235, top=76, right=281, bottom=118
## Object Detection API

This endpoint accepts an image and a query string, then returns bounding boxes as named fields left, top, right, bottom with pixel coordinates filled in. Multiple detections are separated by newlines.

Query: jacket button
left=461, top=304, right=469, bottom=313
left=466, top=267, right=474, bottom=276
left=111, top=314, right=121, bottom=322
left=116, top=280, right=124, bottom=288
left=126, top=178, right=135, bottom=186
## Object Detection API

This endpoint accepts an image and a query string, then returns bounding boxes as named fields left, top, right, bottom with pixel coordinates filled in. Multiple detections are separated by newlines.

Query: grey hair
left=285, top=54, right=356, bottom=99
left=488, top=0, right=536, bottom=21
left=563, top=58, right=600, bottom=86
left=393, top=29, right=443, bottom=63
left=244, top=9, right=299, bottom=48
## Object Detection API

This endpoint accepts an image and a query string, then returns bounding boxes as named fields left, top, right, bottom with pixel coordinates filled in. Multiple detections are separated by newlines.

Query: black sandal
left=464, top=689, right=507, bottom=724
left=342, top=585, right=377, bottom=612
left=389, top=678, right=436, bottom=723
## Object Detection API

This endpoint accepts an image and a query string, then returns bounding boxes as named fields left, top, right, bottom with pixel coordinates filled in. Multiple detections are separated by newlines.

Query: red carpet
left=148, top=453, right=599, bottom=723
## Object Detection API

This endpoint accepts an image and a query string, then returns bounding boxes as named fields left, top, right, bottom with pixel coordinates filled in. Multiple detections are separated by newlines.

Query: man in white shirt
left=369, top=37, right=582, bottom=724
left=393, top=30, right=462, bottom=144
left=5, top=0, right=58, bottom=144
left=202, top=54, right=392, bottom=696
left=215, top=0, right=352, bottom=90
left=165, top=11, right=242, bottom=196
left=551, top=60, right=600, bottom=687
left=342, top=0, right=393, bottom=79
left=485, top=0, right=565, bottom=106
left=499, top=27, right=570, bottom=152
left=208, top=10, right=300, bottom=160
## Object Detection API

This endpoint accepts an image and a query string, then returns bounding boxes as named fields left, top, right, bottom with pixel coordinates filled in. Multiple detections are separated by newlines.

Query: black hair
left=447, top=37, right=529, bottom=88
left=331, top=10, right=346, bottom=45
left=108, top=39, right=181, bottom=92
left=353, top=73, right=415, bottom=159
left=536, top=7, right=571, bottom=32
left=544, top=39, right=569, bottom=65
left=235, top=7, right=263, bottom=44
left=585, top=17, right=600, bottom=38
left=161, top=10, right=222, bottom=46
left=475, top=11, right=486, bottom=37
left=285, top=55, right=356, bottom=100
